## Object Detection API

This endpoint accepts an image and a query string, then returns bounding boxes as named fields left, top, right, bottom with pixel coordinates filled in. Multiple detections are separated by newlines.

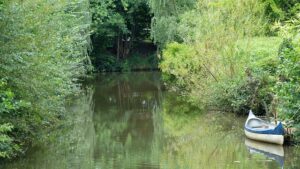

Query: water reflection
left=91, top=72, right=163, bottom=169
left=1, top=72, right=300, bottom=169
left=1, top=87, right=96, bottom=169
left=245, top=139, right=284, bottom=168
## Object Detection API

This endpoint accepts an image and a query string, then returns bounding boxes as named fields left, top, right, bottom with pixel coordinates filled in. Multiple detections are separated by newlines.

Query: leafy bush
left=0, top=123, right=16, bottom=158
left=223, top=37, right=282, bottom=114
left=93, top=53, right=120, bottom=72
left=216, top=69, right=276, bottom=115
left=0, top=0, right=91, bottom=159
left=0, top=80, right=27, bottom=158
left=160, top=42, right=199, bottom=87
left=274, top=17, right=300, bottom=137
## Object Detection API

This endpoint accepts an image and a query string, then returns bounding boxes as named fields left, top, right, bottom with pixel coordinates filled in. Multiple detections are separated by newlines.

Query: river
left=1, top=72, right=300, bottom=169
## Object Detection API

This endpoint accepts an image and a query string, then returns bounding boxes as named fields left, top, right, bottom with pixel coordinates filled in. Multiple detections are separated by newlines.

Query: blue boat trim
left=244, top=122, right=285, bottom=135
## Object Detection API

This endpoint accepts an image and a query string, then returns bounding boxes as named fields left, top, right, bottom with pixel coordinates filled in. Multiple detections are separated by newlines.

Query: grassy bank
left=151, top=0, right=300, bottom=140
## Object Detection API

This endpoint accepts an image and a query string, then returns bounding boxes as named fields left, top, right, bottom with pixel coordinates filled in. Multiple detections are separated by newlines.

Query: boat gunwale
left=244, top=110, right=284, bottom=135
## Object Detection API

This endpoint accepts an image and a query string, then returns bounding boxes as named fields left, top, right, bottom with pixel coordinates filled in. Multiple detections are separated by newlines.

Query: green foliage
left=0, top=123, right=16, bottom=158
left=262, top=0, right=300, bottom=21
left=216, top=69, right=276, bottom=115
left=90, top=0, right=152, bottom=64
left=90, top=0, right=129, bottom=45
left=158, top=0, right=266, bottom=109
left=0, top=0, right=91, bottom=116
left=222, top=37, right=282, bottom=114
left=92, top=53, right=120, bottom=72
left=160, top=42, right=199, bottom=87
left=126, top=53, right=159, bottom=70
left=149, top=0, right=196, bottom=48
left=92, top=52, right=158, bottom=72
left=0, top=0, right=91, bottom=159
left=262, top=0, right=300, bottom=34
left=274, top=16, right=300, bottom=138
left=120, top=60, right=131, bottom=72
left=155, top=0, right=300, bottom=140
left=91, top=0, right=151, bottom=37
left=0, top=80, right=26, bottom=158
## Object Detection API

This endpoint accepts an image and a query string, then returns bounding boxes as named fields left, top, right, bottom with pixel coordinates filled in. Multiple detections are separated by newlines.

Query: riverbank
left=161, top=35, right=300, bottom=141
left=150, top=0, right=300, bottom=141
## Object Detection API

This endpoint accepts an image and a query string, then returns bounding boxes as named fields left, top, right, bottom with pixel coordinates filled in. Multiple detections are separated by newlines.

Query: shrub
left=0, top=80, right=27, bottom=158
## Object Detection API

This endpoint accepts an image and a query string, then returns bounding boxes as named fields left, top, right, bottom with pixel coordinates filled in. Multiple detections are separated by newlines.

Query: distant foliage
left=149, top=0, right=196, bottom=48
left=0, top=0, right=91, bottom=158
left=90, top=0, right=152, bottom=64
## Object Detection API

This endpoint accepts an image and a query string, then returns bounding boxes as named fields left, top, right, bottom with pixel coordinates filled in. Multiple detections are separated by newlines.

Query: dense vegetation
left=1, top=0, right=300, bottom=161
left=0, top=0, right=91, bottom=158
left=90, top=0, right=158, bottom=72
left=151, top=0, right=300, bottom=139
left=0, top=0, right=156, bottom=160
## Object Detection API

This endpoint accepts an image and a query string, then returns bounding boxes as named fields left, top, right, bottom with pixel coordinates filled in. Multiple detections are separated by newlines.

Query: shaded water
left=2, top=72, right=300, bottom=169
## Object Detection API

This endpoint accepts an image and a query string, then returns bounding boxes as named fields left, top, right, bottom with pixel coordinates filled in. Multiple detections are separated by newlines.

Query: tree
left=149, top=0, right=196, bottom=49
left=90, top=0, right=152, bottom=60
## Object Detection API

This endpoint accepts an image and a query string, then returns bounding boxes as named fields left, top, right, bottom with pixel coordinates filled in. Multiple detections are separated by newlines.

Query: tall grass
left=160, top=0, right=267, bottom=110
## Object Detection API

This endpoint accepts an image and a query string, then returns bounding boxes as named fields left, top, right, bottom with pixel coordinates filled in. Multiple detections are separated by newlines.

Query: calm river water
left=1, top=72, right=300, bottom=169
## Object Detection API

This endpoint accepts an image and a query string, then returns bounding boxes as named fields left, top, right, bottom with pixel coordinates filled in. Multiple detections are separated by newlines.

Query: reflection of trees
left=92, top=72, right=163, bottom=111
left=92, top=72, right=163, bottom=169
left=2, top=87, right=96, bottom=169
left=4, top=72, right=300, bottom=169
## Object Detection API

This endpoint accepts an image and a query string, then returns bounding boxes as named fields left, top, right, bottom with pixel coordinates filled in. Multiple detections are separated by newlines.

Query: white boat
left=244, top=110, right=285, bottom=145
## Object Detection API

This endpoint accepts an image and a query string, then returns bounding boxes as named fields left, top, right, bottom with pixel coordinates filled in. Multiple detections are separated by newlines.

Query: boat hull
left=245, top=130, right=284, bottom=145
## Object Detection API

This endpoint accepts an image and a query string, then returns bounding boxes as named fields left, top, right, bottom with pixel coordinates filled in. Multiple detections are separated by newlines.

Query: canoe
left=244, top=110, right=285, bottom=145
left=245, top=138, right=284, bottom=168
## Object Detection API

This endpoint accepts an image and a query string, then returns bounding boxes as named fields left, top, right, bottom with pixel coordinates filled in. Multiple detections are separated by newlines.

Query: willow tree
left=149, top=0, right=196, bottom=49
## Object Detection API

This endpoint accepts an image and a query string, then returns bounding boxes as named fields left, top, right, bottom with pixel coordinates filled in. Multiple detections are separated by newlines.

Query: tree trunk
left=117, top=32, right=122, bottom=60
